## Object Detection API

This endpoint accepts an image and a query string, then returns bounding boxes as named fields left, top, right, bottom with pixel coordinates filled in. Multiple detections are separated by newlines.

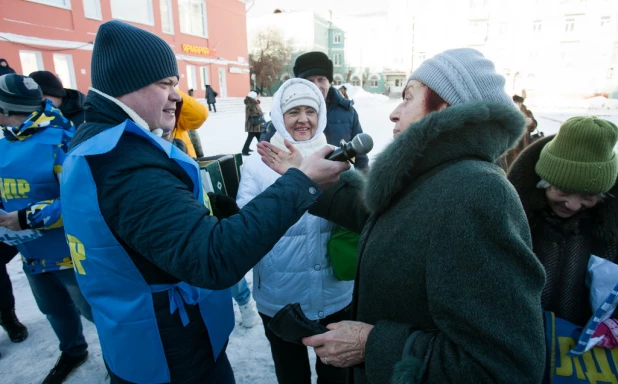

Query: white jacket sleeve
left=236, top=154, right=265, bottom=209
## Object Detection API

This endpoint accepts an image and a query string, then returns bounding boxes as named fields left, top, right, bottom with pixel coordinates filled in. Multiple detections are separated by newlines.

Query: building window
left=179, top=0, right=208, bottom=37
left=564, top=18, right=576, bottom=33
left=498, top=22, right=508, bottom=37
left=27, top=0, right=70, bottom=8
left=333, top=74, right=343, bottom=86
left=418, top=52, right=426, bottom=62
left=369, top=76, right=379, bottom=88
left=469, top=0, right=488, bottom=8
left=333, top=33, right=342, bottom=44
left=200, top=66, right=210, bottom=90
left=469, top=21, right=488, bottom=44
left=186, top=65, right=197, bottom=91
left=110, top=0, right=154, bottom=25
left=160, top=0, right=174, bottom=34
left=82, top=0, right=101, bottom=19
left=395, top=79, right=401, bottom=87
left=532, top=20, right=542, bottom=32
left=351, top=76, right=361, bottom=87
left=53, top=54, right=76, bottom=89
left=19, top=51, right=44, bottom=75
left=333, top=54, right=341, bottom=66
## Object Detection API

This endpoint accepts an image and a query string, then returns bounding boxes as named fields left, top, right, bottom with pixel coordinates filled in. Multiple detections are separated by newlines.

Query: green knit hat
left=535, top=116, right=618, bottom=194
left=91, top=21, right=179, bottom=97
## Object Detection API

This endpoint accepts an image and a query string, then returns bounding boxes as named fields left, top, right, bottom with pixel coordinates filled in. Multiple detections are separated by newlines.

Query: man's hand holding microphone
left=257, top=133, right=373, bottom=190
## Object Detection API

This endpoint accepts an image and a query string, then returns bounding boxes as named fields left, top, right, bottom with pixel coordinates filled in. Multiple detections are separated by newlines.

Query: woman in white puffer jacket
left=236, top=78, right=353, bottom=384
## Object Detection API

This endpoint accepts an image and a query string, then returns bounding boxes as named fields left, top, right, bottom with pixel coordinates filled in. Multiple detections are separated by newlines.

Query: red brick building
left=0, top=0, right=250, bottom=98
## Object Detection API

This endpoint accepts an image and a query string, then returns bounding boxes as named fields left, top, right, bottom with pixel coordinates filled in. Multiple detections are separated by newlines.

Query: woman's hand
left=257, top=140, right=303, bottom=174
left=258, top=141, right=349, bottom=190
left=302, top=321, right=374, bottom=368
left=0, top=211, right=21, bottom=231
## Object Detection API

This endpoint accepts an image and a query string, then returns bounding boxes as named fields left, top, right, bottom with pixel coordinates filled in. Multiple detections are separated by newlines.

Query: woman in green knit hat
left=508, top=116, right=618, bottom=328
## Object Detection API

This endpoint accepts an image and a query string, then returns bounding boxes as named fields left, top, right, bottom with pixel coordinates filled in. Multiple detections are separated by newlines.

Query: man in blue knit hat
left=0, top=74, right=93, bottom=384
left=60, top=21, right=349, bottom=383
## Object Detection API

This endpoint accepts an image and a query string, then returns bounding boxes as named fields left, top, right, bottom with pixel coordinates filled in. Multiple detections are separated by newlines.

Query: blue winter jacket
left=69, top=90, right=322, bottom=383
left=324, top=87, right=368, bottom=170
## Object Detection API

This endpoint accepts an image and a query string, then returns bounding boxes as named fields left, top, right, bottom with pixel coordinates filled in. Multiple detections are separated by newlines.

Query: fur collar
left=365, top=102, right=525, bottom=215
left=507, top=136, right=618, bottom=244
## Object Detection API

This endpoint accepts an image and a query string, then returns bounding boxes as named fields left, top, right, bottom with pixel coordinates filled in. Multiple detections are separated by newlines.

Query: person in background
left=337, top=85, right=349, bottom=100
left=293, top=52, right=369, bottom=171
left=242, top=91, right=264, bottom=156
left=60, top=20, right=349, bottom=384
left=239, top=78, right=352, bottom=384
left=508, top=117, right=618, bottom=327
left=172, top=90, right=208, bottom=158
left=0, top=59, right=15, bottom=76
left=29, top=71, right=86, bottom=128
left=260, top=48, right=546, bottom=383
left=0, top=74, right=93, bottom=384
left=205, top=84, right=218, bottom=113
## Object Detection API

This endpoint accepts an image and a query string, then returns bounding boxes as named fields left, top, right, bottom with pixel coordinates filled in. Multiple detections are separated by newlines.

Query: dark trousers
left=0, top=243, right=18, bottom=310
left=208, top=103, right=217, bottom=112
left=24, top=267, right=93, bottom=356
left=242, top=132, right=260, bottom=153
left=259, top=306, right=351, bottom=384
left=106, top=351, right=235, bottom=384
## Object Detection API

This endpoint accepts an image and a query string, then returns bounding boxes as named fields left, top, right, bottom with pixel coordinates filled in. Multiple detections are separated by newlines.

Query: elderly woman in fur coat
left=258, top=48, right=546, bottom=384
left=507, top=118, right=618, bottom=331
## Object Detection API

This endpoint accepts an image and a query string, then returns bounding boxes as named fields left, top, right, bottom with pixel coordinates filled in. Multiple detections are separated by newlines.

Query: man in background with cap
left=0, top=73, right=93, bottom=384
left=29, top=71, right=86, bottom=128
left=293, top=52, right=369, bottom=171
left=60, top=20, right=349, bottom=384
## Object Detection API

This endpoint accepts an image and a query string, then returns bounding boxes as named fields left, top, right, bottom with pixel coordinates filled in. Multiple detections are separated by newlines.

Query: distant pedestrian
left=0, top=59, right=15, bottom=76
left=205, top=84, right=218, bottom=113
left=242, top=91, right=264, bottom=156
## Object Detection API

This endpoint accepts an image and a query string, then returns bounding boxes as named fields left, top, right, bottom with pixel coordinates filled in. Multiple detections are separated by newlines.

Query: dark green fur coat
left=311, top=102, right=546, bottom=384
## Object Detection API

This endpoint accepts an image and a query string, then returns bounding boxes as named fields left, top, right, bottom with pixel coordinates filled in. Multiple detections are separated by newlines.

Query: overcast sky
left=246, top=0, right=385, bottom=19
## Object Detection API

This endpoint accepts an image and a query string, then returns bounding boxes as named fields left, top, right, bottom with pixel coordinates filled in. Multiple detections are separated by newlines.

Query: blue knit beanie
left=409, top=48, right=513, bottom=108
left=91, top=20, right=179, bottom=97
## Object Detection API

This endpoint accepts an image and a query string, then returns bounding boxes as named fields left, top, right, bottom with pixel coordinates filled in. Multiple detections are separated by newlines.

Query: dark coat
left=325, top=87, right=368, bottom=170
left=59, top=89, right=86, bottom=128
left=244, top=97, right=263, bottom=133
left=508, top=136, right=618, bottom=326
left=205, top=85, right=217, bottom=104
left=0, top=59, right=15, bottom=76
left=311, top=102, right=546, bottom=384
left=73, top=91, right=321, bottom=383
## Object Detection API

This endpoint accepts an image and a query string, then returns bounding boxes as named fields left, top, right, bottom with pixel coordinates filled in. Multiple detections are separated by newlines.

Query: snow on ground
left=2, top=95, right=618, bottom=383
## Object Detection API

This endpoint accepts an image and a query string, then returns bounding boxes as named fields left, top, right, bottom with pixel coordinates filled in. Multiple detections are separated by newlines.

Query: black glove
left=207, top=192, right=240, bottom=220
left=267, top=303, right=329, bottom=345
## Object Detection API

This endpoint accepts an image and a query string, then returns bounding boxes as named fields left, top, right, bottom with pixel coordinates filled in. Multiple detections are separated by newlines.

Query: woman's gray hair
left=536, top=179, right=609, bottom=201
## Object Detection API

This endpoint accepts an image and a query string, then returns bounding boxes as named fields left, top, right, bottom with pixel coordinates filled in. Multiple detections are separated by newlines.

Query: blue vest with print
left=0, top=128, right=72, bottom=273
left=60, top=121, right=234, bottom=383
left=544, top=311, right=618, bottom=384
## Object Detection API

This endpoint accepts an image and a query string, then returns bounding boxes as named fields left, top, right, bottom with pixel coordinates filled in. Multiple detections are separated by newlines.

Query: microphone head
left=350, top=133, right=374, bottom=155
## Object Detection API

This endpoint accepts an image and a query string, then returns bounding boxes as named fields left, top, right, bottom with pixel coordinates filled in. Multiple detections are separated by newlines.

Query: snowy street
left=1, top=91, right=618, bottom=383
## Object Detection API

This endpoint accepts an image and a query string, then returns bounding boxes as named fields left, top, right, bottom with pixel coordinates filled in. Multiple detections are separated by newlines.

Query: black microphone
left=327, top=133, right=374, bottom=162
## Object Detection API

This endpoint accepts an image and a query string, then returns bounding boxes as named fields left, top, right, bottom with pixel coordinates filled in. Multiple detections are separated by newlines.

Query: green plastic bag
left=327, top=227, right=360, bottom=281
